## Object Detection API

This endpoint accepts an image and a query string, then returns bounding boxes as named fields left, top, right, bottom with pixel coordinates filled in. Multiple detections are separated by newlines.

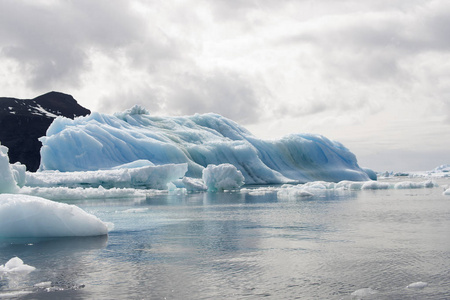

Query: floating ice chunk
left=406, top=281, right=428, bottom=289
left=25, top=163, right=188, bottom=190
left=0, top=257, right=35, bottom=274
left=444, top=188, right=450, bottom=195
left=202, top=164, right=245, bottom=192
left=335, top=180, right=364, bottom=190
left=0, top=143, right=19, bottom=193
left=34, top=281, right=52, bottom=288
left=361, top=181, right=390, bottom=190
left=0, top=194, right=109, bottom=237
left=182, top=177, right=207, bottom=192
left=121, top=208, right=149, bottom=214
left=394, top=180, right=436, bottom=189
left=351, top=287, right=378, bottom=297
left=11, top=162, right=26, bottom=188
left=277, top=185, right=314, bottom=199
left=241, top=187, right=277, bottom=196
left=19, top=186, right=146, bottom=200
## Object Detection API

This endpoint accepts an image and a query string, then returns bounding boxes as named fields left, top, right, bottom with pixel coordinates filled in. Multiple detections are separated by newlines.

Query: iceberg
left=202, top=163, right=245, bottom=192
left=39, top=106, right=370, bottom=184
left=0, top=194, right=110, bottom=237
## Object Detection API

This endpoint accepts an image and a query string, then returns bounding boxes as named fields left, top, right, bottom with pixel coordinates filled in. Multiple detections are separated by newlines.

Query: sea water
left=1, top=178, right=450, bottom=299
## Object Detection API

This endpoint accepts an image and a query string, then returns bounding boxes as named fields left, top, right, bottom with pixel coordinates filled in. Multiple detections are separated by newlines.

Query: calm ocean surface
left=1, top=178, right=450, bottom=299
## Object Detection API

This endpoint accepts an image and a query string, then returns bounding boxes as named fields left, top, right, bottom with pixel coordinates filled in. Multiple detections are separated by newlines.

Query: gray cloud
left=0, top=0, right=150, bottom=89
left=98, top=69, right=267, bottom=124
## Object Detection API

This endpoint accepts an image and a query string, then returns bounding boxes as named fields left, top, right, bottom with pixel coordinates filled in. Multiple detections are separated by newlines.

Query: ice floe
left=0, top=194, right=110, bottom=237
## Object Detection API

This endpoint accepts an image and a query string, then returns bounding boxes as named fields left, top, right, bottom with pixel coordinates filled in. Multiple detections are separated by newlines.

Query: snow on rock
left=202, top=164, right=245, bottom=192
left=406, top=281, right=428, bottom=289
left=0, top=194, right=109, bottom=237
left=0, top=143, right=19, bottom=193
left=25, top=163, right=188, bottom=189
left=38, top=107, right=370, bottom=184
left=0, top=257, right=35, bottom=275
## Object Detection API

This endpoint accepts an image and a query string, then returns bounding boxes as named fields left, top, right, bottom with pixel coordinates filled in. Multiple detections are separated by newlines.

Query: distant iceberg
left=39, top=106, right=370, bottom=184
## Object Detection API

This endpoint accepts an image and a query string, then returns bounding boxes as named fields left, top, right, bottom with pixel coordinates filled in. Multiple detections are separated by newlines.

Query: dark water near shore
left=1, top=178, right=450, bottom=299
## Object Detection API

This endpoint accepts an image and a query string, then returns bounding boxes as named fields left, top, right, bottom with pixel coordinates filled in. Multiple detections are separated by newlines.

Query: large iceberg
left=39, top=106, right=369, bottom=184
left=0, top=194, right=110, bottom=237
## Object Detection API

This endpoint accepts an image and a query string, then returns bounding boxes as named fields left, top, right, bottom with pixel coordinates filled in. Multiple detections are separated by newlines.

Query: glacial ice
left=38, top=106, right=370, bottom=184
left=0, top=143, right=19, bottom=193
left=202, top=164, right=245, bottom=192
left=25, top=163, right=188, bottom=189
left=19, top=186, right=147, bottom=201
left=0, top=194, right=109, bottom=237
left=406, top=281, right=428, bottom=289
left=0, top=257, right=35, bottom=275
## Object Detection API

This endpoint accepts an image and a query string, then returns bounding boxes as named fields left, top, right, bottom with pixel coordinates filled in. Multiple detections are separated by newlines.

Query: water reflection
left=0, top=236, right=108, bottom=299
left=1, top=180, right=450, bottom=299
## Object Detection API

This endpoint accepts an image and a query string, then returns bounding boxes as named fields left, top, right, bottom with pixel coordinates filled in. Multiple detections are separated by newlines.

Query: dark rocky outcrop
left=0, top=91, right=90, bottom=171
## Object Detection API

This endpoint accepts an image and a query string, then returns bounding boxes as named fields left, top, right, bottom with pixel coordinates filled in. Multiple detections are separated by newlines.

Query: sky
left=1, top=0, right=449, bottom=172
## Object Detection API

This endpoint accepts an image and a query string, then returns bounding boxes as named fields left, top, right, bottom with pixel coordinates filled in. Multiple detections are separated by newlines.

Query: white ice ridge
left=26, top=163, right=188, bottom=189
left=38, top=106, right=371, bottom=184
left=252, top=179, right=439, bottom=199
left=0, top=194, right=110, bottom=237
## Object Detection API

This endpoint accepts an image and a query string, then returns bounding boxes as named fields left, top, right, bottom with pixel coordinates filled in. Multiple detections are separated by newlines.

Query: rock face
left=0, top=92, right=90, bottom=171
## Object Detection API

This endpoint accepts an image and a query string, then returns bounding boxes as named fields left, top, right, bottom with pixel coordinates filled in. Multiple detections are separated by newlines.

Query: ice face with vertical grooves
left=39, top=106, right=369, bottom=184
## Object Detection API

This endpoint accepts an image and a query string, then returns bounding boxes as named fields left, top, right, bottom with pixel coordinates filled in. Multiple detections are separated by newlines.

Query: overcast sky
left=1, top=0, right=449, bottom=171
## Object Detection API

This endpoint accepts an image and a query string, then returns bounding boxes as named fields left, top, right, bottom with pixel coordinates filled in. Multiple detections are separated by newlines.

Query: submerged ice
left=38, top=106, right=370, bottom=184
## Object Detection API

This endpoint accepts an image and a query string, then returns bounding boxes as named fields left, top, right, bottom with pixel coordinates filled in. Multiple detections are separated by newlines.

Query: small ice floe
left=0, top=257, right=35, bottom=275
left=34, top=281, right=52, bottom=288
left=361, top=181, right=390, bottom=190
left=0, top=194, right=110, bottom=237
left=406, top=281, right=428, bottom=289
left=122, top=208, right=149, bottom=214
left=443, top=188, right=450, bottom=196
left=351, top=287, right=378, bottom=298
